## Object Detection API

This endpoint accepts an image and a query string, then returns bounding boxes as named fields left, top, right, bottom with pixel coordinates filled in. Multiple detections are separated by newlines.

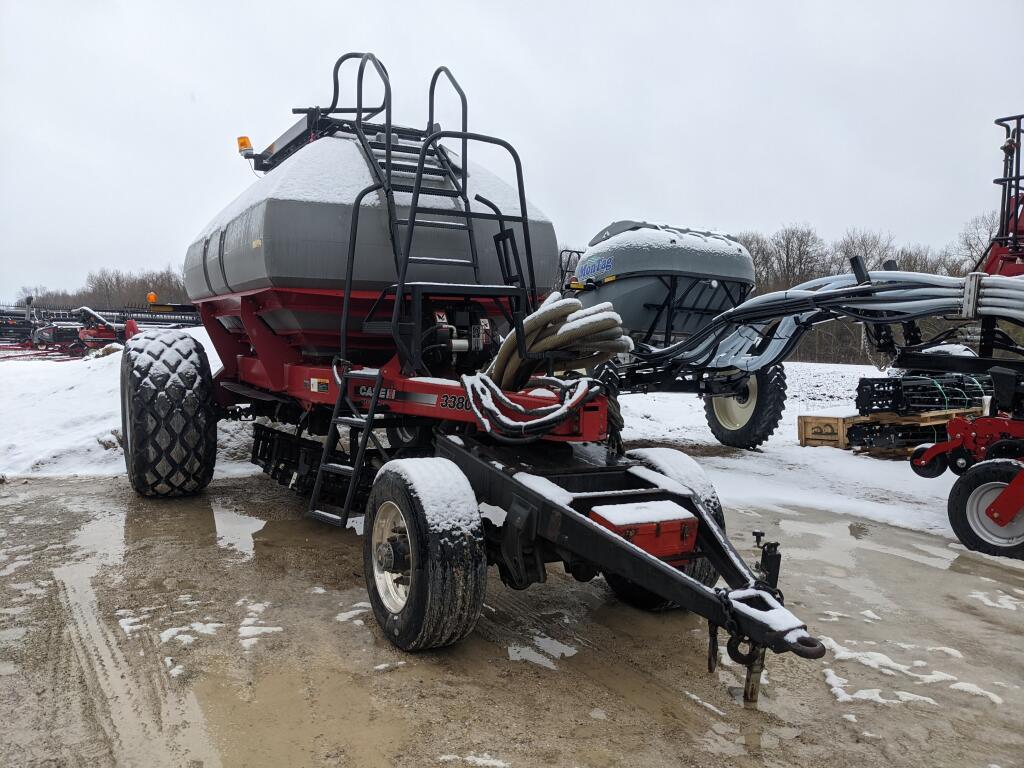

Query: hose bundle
left=485, top=292, right=634, bottom=390
left=461, top=292, right=632, bottom=442
left=637, top=270, right=1024, bottom=375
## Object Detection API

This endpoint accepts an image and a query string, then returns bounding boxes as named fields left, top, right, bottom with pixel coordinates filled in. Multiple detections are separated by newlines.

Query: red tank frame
left=197, top=287, right=610, bottom=443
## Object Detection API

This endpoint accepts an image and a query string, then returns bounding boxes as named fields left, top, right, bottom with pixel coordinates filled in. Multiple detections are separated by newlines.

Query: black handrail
left=397, top=130, right=538, bottom=335
left=355, top=54, right=393, bottom=185
left=994, top=114, right=1022, bottom=246
left=338, top=182, right=385, bottom=362
left=427, top=67, right=469, bottom=193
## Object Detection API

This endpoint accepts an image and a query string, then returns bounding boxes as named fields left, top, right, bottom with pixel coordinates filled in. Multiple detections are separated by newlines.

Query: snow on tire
left=704, top=364, right=787, bottom=450
left=603, top=448, right=726, bottom=611
left=120, top=329, right=218, bottom=497
left=363, top=458, right=487, bottom=650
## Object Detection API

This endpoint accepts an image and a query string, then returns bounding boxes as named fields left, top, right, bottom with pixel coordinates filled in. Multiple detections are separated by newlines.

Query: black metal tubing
left=435, top=435, right=824, bottom=659
left=994, top=113, right=1023, bottom=246
left=338, top=182, right=385, bottom=362
left=399, top=130, right=537, bottom=312
left=427, top=67, right=469, bottom=193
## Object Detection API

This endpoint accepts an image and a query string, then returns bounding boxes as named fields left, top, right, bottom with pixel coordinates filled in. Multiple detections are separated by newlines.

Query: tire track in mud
left=50, top=515, right=222, bottom=768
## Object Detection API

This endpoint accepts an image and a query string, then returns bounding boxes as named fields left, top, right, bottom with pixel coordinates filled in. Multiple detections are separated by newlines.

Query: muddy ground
left=1, top=468, right=1022, bottom=768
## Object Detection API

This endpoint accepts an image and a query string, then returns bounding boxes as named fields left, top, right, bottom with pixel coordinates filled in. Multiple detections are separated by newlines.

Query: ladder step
left=380, top=161, right=447, bottom=177
left=397, top=219, right=469, bottom=231
left=392, top=183, right=461, bottom=198
left=369, top=140, right=436, bottom=156
left=320, top=462, right=354, bottom=476
left=310, top=507, right=347, bottom=526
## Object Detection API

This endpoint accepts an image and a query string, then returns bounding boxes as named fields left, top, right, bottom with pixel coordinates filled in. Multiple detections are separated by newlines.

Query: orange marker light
left=237, top=136, right=254, bottom=158
left=146, top=291, right=158, bottom=304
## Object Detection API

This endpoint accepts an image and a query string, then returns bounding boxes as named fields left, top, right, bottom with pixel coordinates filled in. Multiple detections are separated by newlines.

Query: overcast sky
left=1, top=0, right=1020, bottom=301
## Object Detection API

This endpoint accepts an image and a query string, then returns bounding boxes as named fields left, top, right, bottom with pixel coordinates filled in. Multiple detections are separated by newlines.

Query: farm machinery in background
left=906, top=112, right=1024, bottom=559
left=120, top=52, right=827, bottom=701
left=563, top=113, right=1024, bottom=559
left=0, top=298, right=200, bottom=359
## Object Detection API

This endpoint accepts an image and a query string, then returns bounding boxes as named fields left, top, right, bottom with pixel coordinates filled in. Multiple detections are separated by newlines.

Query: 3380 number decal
left=439, top=393, right=471, bottom=410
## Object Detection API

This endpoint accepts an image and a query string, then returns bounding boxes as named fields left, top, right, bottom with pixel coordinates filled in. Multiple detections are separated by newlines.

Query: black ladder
left=306, top=58, right=479, bottom=526
left=305, top=54, right=539, bottom=526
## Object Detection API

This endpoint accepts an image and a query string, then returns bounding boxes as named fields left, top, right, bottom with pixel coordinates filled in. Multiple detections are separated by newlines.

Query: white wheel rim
left=712, top=377, right=758, bottom=431
left=371, top=500, right=413, bottom=613
left=965, top=481, right=1024, bottom=548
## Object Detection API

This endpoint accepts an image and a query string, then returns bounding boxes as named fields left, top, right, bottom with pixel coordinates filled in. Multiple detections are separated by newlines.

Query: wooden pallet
left=797, top=407, right=982, bottom=450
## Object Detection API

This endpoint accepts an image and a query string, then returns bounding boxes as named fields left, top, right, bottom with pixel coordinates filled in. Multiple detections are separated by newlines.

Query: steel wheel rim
left=712, top=377, right=757, bottom=431
left=371, top=500, right=413, bottom=613
left=965, top=481, right=1024, bottom=547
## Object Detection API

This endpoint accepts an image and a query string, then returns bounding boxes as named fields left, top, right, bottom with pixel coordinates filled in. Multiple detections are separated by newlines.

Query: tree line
left=16, top=266, right=189, bottom=309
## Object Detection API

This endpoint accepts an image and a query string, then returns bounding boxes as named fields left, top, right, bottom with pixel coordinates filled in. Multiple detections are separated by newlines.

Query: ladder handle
left=355, top=55, right=393, bottom=181
left=340, top=181, right=385, bottom=360
left=327, top=52, right=388, bottom=118
left=426, top=67, right=469, bottom=192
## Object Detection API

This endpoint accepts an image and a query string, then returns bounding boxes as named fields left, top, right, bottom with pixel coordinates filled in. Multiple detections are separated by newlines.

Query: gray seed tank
left=573, top=221, right=754, bottom=345
left=183, top=132, right=559, bottom=326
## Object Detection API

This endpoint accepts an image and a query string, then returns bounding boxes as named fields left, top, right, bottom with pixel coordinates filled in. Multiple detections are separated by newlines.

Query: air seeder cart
left=568, top=223, right=787, bottom=449
left=119, top=53, right=825, bottom=697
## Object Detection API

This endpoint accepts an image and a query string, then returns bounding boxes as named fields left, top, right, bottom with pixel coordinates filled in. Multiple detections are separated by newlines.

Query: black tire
left=948, top=459, right=1024, bottom=559
left=910, top=445, right=948, bottom=478
left=120, top=330, right=218, bottom=497
left=363, top=458, right=487, bottom=650
left=385, top=424, right=432, bottom=451
left=704, top=365, right=787, bottom=449
left=604, top=448, right=726, bottom=611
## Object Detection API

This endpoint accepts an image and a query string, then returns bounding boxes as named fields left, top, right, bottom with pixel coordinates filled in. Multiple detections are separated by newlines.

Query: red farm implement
left=118, top=52, right=825, bottom=699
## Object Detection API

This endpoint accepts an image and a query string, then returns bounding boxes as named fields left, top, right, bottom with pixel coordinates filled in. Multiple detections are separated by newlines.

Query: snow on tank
left=183, top=134, right=558, bottom=302
left=574, top=221, right=755, bottom=342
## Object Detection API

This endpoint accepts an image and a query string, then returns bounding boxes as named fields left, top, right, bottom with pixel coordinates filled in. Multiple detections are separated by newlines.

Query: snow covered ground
left=621, top=362, right=958, bottom=539
left=0, top=345, right=957, bottom=540
left=0, top=327, right=254, bottom=477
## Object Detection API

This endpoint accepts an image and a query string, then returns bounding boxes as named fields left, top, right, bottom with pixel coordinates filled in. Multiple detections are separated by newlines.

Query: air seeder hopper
left=570, top=222, right=787, bottom=449
left=120, top=53, right=825, bottom=697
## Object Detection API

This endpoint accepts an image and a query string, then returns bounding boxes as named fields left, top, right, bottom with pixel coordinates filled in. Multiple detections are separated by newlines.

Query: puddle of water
left=211, top=503, right=266, bottom=560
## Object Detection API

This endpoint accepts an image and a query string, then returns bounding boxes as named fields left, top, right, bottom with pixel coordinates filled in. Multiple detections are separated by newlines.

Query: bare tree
left=829, top=228, right=897, bottom=273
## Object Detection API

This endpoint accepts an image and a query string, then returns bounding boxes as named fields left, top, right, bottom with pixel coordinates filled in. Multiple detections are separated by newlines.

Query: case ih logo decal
left=577, top=255, right=614, bottom=280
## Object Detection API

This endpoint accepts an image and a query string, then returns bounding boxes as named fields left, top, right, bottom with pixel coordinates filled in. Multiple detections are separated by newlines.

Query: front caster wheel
left=948, top=459, right=1024, bottom=559
left=911, top=445, right=948, bottom=478
left=363, top=458, right=487, bottom=650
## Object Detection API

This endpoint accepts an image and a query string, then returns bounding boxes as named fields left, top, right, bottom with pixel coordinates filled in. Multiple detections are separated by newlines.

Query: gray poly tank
left=574, top=221, right=754, bottom=344
left=184, top=134, right=558, bottom=327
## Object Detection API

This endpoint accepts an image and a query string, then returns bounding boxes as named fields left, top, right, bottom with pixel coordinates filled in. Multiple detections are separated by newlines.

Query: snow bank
left=0, top=327, right=255, bottom=477
left=621, top=361, right=959, bottom=539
